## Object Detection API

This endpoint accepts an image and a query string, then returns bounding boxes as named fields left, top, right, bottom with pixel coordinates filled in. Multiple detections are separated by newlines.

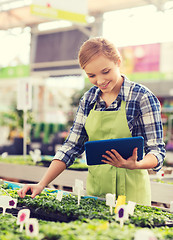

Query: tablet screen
left=84, top=136, right=144, bottom=166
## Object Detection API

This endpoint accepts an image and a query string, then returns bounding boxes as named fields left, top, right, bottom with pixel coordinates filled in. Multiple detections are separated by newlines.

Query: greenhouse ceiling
left=0, top=0, right=172, bottom=30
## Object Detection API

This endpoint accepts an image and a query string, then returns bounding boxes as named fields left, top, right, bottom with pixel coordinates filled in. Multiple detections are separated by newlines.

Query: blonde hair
left=78, top=37, right=121, bottom=69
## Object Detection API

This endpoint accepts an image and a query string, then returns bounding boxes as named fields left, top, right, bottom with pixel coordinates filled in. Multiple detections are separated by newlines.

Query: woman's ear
left=117, top=58, right=121, bottom=67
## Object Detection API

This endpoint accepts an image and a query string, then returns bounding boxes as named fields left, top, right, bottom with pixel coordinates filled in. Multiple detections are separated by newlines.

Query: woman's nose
left=96, top=76, right=105, bottom=85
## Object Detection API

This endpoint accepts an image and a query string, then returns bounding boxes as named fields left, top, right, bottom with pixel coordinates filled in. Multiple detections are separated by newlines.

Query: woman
left=18, top=37, right=165, bottom=205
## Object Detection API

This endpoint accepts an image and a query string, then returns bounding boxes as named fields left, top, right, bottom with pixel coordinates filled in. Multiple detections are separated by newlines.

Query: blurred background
left=0, top=0, right=173, bottom=163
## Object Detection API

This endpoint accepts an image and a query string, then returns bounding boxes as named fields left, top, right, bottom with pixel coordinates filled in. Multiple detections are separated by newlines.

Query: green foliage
left=0, top=213, right=173, bottom=240
left=152, top=179, right=173, bottom=185
left=0, top=101, right=34, bottom=141
left=68, top=158, right=88, bottom=170
left=128, top=205, right=173, bottom=228
left=0, top=109, right=34, bottom=130
left=17, top=193, right=113, bottom=222
left=0, top=155, right=34, bottom=165
left=0, top=155, right=88, bottom=170
left=2, top=187, right=172, bottom=227
left=0, top=186, right=173, bottom=240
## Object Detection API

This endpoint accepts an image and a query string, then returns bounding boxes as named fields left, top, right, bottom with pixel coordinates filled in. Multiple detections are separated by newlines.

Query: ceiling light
left=38, top=20, right=72, bottom=31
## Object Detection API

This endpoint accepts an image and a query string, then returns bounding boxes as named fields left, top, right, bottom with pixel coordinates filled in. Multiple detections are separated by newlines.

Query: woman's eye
left=103, top=70, right=110, bottom=74
left=88, top=75, right=95, bottom=78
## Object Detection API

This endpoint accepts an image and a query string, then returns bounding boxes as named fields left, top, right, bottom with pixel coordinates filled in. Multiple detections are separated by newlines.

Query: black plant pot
left=13, top=137, right=30, bottom=155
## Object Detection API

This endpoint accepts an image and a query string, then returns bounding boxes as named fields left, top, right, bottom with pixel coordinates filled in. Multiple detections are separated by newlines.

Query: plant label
left=25, top=218, right=39, bottom=237
left=56, top=191, right=63, bottom=201
left=75, top=179, right=83, bottom=190
left=106, top=193, right=116, bottom=215
left=0, top=179, right=4, bottom=185
left=73, top=179, right=84, bottom=205
left=116, top=205, right=129, bottom=228
left=72, top=186, right=85, bottom=196
left=156, top=171, right=164, bottom=179
left=127, top=201, right=136, bottom=215
left=29, top=149, right=41, bottom=163
left=17, top=209, right=30, bottom=232
left=0, top=196, right=17, bottom=215
left=1, top=152, right=8, bottom=158
left=134, top=229, right=158, bottom=240
left=115, top=195, right=126, bottom=213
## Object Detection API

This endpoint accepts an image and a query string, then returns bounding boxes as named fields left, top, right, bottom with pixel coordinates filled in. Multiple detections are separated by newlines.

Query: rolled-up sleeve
left=138, top=93, right=166, bottom=171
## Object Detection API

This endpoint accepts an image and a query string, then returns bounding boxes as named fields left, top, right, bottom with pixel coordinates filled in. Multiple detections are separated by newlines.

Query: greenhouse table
left=0, top=162, right=88, bottom=190
left=150, top=175, right=173, bottom=205
left=0, top=162, right=173, bottom=205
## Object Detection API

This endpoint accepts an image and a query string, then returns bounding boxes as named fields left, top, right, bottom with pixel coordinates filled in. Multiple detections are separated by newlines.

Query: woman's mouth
left=99, top=81, right=110, bottom=89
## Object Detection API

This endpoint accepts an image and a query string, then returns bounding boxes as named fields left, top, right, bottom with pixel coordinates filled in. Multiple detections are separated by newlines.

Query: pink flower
left=20, top=213, right=26, bottom=222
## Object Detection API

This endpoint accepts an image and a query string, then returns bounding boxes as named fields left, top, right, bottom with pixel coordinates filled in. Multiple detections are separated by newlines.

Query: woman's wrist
left=37, top=182, right=46, bottom=190
left=134, top=160, right=144, bottom=169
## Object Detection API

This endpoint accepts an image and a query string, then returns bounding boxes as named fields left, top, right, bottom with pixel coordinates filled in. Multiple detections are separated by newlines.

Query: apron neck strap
left=93, top=102, right=97, bottom=110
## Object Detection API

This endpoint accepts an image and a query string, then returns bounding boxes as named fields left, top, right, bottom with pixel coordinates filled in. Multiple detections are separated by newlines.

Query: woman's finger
left=132, top=147, right=138, bottom=159
left=31, top=189, right=38, bottom=199
left=110, top=149, right=123, bottom=160
left=17, top=185, right=32, bottom=198
left=102, top=154, right=114, bottom=162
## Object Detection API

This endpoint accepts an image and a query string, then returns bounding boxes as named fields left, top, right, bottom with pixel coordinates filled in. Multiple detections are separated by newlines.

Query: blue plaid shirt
left=53, top=75, right=165, bottom=171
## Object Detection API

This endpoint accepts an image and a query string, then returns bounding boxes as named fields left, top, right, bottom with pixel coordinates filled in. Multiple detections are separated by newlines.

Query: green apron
left=85, top=100, right=151, bottom=205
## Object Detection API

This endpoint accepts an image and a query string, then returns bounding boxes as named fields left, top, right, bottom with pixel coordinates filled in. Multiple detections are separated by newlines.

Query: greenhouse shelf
left=0, top=162, right=88, bottom=190
left=150, top=174, right=173, bottom=205
left=0, top=162, right=173, bottom=205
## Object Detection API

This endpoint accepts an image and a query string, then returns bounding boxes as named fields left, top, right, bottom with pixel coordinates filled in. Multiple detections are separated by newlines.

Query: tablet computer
left=84, top=136, right=144, bottom=166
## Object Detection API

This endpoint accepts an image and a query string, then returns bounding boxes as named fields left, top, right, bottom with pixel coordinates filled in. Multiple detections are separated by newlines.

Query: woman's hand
left=101, top=147, right=139, bottom=170
left=17, top=183, right=44, bottom=199
left=17, top=160, right=66, bottom=199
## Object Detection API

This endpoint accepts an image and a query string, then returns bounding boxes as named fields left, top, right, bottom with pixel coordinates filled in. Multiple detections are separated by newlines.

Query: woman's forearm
left=136, top=153, right=158, bottom=170
left=38, top=159, right=66, bottom=188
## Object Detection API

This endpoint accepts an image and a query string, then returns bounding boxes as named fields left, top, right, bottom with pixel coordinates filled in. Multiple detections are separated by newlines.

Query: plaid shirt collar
left=88, top=75, right=133, bottom=106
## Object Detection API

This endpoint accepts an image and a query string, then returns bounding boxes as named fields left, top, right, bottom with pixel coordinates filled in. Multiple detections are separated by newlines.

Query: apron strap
left=93, top=102, right=97, bottom=110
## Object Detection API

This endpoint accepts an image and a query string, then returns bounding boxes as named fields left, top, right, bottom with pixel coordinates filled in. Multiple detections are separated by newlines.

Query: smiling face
left=84, top=54, right=122, bottom=94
